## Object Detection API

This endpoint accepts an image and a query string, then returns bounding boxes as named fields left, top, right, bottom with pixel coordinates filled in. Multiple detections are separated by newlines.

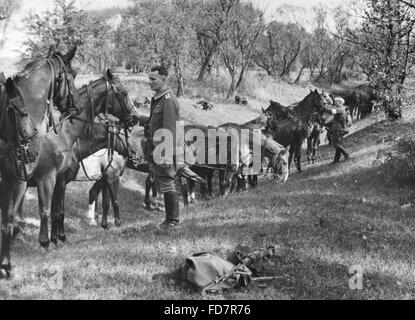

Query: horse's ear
left=0, top=72, right=6, bottom=83
left=106, top=68, right=114, bottom=80
left=262, top=107, right=266, bottom=113
left=314, top=89, right=318, bottom=94
left=310, top=88, right=313, bottom=93
left=62, top=45, right=77, bottom=63
left=47, top=44, right=56, bottom=57
left=5, top=78, right=18, bottom=98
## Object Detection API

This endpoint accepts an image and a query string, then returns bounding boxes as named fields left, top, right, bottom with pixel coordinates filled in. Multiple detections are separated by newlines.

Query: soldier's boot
left=337, top=145, right=350, bottom=161
left=159, top=191, right=181, bottom=230
left=332, top=149, right=341, bottom=164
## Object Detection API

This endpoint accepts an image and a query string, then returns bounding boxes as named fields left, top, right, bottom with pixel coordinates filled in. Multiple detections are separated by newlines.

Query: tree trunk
left=197, top=48, right=215, bottom=82
left=294, top=65, right=305, bottom=84
left=174, top=58, right=184, bottom=97
left=226, top=75, right=236, bottom=100
left=235, top=66, right=246, bottom=93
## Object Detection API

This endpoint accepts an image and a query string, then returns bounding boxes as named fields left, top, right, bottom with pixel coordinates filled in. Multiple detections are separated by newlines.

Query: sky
left=0, top=0, right=343, bottom=74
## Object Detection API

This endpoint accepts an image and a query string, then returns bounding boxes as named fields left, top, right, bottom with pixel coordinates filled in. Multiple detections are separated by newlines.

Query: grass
left=0, top=73, right=414, bottom=300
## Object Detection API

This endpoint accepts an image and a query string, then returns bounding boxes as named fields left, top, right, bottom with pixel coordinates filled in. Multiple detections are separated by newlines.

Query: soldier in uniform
left=144, top=66, right=184, bottom=230
left=325, top=96, right=350, bottom=164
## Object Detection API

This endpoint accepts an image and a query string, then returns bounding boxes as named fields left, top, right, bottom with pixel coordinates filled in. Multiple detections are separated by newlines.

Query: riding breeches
left=331, top=130, right=346, bottom=149
left=152, top=163, right=177, bottom=194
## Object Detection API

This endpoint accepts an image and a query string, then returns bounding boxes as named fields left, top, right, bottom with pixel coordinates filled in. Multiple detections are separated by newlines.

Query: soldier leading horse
left=263, top=90, right=326, bottom=173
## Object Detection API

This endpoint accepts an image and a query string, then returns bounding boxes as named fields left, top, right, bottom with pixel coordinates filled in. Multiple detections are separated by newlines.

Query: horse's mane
left=14, top=52, right=70, bottom=81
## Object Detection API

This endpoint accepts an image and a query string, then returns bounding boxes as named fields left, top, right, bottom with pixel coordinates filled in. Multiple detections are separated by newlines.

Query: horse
left=217, top=123, right=289, bottom=192
left=0, top=69, right=137, bottom=278
left=17, top=121, right=132, bottom=230
left=83, top=147, right=130, bottom=230
left=184, top=114, right=269, bottom=199
left=0, top=47, right=79, bottom=278
left=262, top=90, right=326, bottom=173
left=185, top=121, right=289, bottom=198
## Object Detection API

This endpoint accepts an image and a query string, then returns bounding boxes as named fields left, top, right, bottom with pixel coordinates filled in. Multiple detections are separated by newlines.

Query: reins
left=74, top=77, right=133, bottom=182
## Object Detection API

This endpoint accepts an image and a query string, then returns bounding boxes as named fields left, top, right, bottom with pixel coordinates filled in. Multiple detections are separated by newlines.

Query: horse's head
left=13, top=46, right=79, bottom=126
left=263, top=116, right=278, bottom=135
left=262, top=136, right=289, bottom=183
left=263, top=100, right=283, bottom=116
left=4, top=78, right=36, bottom=142
left=53, top=46, right=79, bottom=110
left=270, top=148, right=289, bottom=183
left=103, top=69, right=139, bottom=127
left=297, top=89, right=329, bottom=125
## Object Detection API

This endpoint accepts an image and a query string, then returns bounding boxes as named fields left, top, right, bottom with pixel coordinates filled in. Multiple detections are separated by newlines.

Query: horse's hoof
left=115, top=219, right=121, bottom=228
left=143, top=203, right=158, bottom=212
left=51, top=237, right=58, bottom=247
left=88, top=219, right=97, bottom=226
left=0, top=264, right=11, bottom=279
left=39, top=239, right=50, bottom=249
left=58, top=235, right=67, bottom=243
left=101, top=222, right=109, bottom=230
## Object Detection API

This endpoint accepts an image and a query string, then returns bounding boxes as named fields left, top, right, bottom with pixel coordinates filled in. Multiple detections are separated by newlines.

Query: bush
left=383, top=136, right=415, bottom=184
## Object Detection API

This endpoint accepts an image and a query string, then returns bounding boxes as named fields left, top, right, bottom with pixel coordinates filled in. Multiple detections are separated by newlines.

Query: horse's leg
left=288, top=145, right=295, bottom=172
left=295, top=144, right=302, bottom=173
left=101, top=179, right=110, bottom=229
left=51, top=177, right=67, bottom=245
left=0, top=179, right=26, bottom=278
left=180, top=177, right=190, bottom=207
left=17, top=192, right=25, bottom=221
left=306, top=136, right=312, bottom=164
left=106, top=172, right=121, bottom=227
left=207, top=171, right=213, bottom=198
left=312, top=132, right=320, bottom=164
left=88, top=180, right=102, bottom=226
left=249, top=175, right=258, bottom=188
left=144, top=173, right=153, bottom=210
left=37, top=175, right=56, bottom=249
left=229, top=172, right=237, bottom=194
left=187, top=178, right=196, bottom=203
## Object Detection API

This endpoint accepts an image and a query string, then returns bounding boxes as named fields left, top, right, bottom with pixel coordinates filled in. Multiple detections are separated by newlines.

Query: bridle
left=75, top=77, right=136, bottom=181
left=16, top=53, right=79, bottom=134
left=45, top=53, right=79, bottom=133
left=0, top=81, right=38, bottom=181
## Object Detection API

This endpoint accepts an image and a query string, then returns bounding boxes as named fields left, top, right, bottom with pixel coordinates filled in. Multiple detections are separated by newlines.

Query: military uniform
left=144, top=89, right=184, bottom=225
left=326, top=100, right=350, bottom=163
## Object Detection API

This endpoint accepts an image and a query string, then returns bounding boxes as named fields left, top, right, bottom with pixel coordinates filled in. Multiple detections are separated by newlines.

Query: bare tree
left=220, top=1, right=264, bottom=99
left=254, top=21, right=305, bottom=78
left=191, top=0, right=237, bottom=82
left=0, top=0, right=21, bottom=51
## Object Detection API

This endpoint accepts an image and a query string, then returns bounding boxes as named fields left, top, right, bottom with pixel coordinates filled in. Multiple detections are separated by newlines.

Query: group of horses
left=0, top=46, right=336, bottom=278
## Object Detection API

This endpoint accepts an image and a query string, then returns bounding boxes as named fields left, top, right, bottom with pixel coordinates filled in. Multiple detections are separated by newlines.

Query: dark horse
left=0, top=47, right=79, bottom=278
left=0, top=69, right=137, bottom=278
left=262, top=90, right=326, bottom=173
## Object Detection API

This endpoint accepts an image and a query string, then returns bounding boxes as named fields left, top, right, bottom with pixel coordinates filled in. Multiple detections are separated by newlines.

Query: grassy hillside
left=0, top=74, right=414, bottom=300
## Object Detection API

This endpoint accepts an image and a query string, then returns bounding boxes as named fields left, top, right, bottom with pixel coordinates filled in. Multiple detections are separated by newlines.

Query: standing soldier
left=325, top=97, right=350, bottom=164
left=144, top=66, right=184, bottom=230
